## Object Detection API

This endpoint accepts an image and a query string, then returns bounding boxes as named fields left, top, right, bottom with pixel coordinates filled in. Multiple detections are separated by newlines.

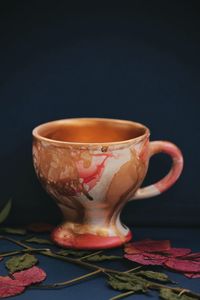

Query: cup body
left=32, top=118, right=151, bottom=249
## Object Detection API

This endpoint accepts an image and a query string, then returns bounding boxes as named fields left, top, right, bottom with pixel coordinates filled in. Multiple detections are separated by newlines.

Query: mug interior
left=33, top=118, right=148, bottom=144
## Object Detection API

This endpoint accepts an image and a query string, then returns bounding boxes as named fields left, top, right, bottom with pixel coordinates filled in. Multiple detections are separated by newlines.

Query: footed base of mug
left=51, top=225, right=132, bottom=250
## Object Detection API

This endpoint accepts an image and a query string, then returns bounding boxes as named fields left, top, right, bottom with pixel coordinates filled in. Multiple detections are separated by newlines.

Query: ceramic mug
left=32, top=118, right=183, bottom=249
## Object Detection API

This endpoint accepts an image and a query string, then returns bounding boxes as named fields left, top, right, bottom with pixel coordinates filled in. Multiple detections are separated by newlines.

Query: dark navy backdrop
left=0, top=1, right=200, bottom=227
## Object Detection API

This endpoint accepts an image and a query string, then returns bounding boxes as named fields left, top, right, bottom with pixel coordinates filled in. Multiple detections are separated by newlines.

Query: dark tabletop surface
left=0, top=227, right=200, bottom=300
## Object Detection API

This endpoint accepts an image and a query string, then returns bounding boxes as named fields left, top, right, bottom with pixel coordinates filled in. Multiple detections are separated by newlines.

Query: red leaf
left=124, top=239, right=171, bottom=254
left=181, top=252, right=200, bottom=261
left=27, top=222, right=54, bottom=233
left=13, top=266, right=46, bottom=286
left=184, top=273, right=200, bottom=278
left=0, top=277, right=25, bottom=298
left=124, top=252, right=167, bottom=266
left=164, top=248, right=191, bottom=257
left=164, top=258, right=200, bottom=273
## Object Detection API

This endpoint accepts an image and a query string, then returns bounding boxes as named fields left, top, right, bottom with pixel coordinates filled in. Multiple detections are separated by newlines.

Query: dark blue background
left=0, top=1, right=200, bottom=227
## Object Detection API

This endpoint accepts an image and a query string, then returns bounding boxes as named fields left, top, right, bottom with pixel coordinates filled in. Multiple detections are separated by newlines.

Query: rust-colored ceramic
left=32, top=118, right=183, bottom=249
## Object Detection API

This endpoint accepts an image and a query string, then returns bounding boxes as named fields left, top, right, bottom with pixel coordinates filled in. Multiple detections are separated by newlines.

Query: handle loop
left=133, top=141, right=183, bottom=200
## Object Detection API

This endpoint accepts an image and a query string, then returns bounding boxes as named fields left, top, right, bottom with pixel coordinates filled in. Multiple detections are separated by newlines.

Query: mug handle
left=132, top=141, right=184, bottom=200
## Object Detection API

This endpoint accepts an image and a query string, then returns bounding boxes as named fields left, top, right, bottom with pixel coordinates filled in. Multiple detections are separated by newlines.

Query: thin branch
left=124, top=266, right=143, bottom=273
left=2, top=236, right=200, bottom=299
left=78, top=250, right=103, bottom=261
left=30, top=269, right=102, bottom=289
left=0, top=235, right=32, bottom=249
left=0, top=248, right=51, bottom=257
left=109, top=291, right=134, bottom=300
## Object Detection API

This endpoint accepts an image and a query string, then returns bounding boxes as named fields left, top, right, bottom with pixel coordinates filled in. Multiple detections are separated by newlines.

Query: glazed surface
left=33, top=136, right=149, bottom=241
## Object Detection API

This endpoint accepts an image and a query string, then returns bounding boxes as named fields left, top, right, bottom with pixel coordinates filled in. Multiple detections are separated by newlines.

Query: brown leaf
left=84, top=254, right=121, bottom=262
left=124, top=239, right=171, bottom=254
left=0, top=276, right=25, bottom=298
left=164, top=258, right=200, bottom=273
left=24, top=237, right=53, bottom=245
left=57, top=249, right=91, bottom=257
left=0, top=227, right=27, bottom=235
left=0, top=199, right=12, bottom=224
left=27, top=223, right=54, bottom=233
left=13, top=266, right=46, bottom=286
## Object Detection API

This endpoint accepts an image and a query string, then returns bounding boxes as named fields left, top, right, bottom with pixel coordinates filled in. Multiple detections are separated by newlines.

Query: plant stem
left=109, top=291, right=134, bottom=300
left=0, top=235, right=32, bottom=249
left=31, top=269, right=102, bottom=289
left=1, top=236, right=200, bottom=299
left=110, top=278, right=200, bottom=299
left=124, top=266, right=142, bottom=273
left=0, top=248, right=51, bottom=257
left=78, top=250, right=103, bottom=261
left=0, top=236, right=119, bottom=274
left=149, top=283, right=200, bottom=299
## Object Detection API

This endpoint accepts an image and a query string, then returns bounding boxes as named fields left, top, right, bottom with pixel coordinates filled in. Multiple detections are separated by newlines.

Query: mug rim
left=32, top=118, right=150, bottom=147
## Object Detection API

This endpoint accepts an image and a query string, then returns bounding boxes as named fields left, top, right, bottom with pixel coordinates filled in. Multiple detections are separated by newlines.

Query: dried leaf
left=27, top=223, right=54, bottom=233
left=6, top=254, right=38, bottom=273
left=13, top=266, right=46, bottom=286
left=0, top=227, right=27, bottom=235
left=57, top=249, right=91, bottom=257
left=84, top=255, right=121, bottom=262
left=0, top=276, right=25, bottom=298
left=160, top=288, right=198, bottom=300
left=125, top=253, right=167, bottom=266
left=125, top=239, right=171, bottom=254
left=0, top=199, right=12, bottom=224
left=184, top=273, right=200, bottom=278
left=107, top=273, right=149, bottom=293
left=136, top=270, right=171, bottom=282
left=164, top=258, right=200, bottom=273
left=181, top=253, right=200, bottom=261
left=24, top=237, right=53, bottom=245
left=163, top=248, right=191, bottom=258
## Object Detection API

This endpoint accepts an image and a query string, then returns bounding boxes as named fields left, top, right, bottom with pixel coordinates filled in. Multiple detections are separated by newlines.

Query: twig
left=1, top=236, right=200, bottom=299
left=30, top=269, right=102, bottom=289
left=78, top=250, right=103, bottom=261
left=109, top=291, right=134, bottom=300
left=0, top=248, right=51, bottom=257
left=178, top=289, right=189, bottom=297
left=0, top=235, right=32, bottom=249
left=0, top=236, right=119, bottom=275
left=124, top=266, right=143, bottom=273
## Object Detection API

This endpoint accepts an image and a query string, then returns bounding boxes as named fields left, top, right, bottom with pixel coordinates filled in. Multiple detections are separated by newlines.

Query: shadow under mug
left=32, top=118, right=183, bottom=249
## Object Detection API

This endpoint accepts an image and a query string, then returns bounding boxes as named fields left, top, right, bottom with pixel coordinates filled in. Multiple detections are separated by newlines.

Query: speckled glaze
left=32, top=118, right=183, bottom=249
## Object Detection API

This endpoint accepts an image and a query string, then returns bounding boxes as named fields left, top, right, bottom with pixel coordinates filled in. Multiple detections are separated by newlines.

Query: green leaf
left=107, top=273, right=149, bottom=293
left=136, top=271, right=171, bottom=282
left=113, top=273, right=148, bottom=284
left=5, top=254, right=38, bottom=273
left=24, top=237, right=53, bottom=245
left=0, top=199, right=12, bottom=224
left=160, top=288, right=198, bottom=300
left=0, top=227, right=27, bottom=235
left=57, top=249, right=91, bottom=257
left=84, top=254, right=122, bottom=262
